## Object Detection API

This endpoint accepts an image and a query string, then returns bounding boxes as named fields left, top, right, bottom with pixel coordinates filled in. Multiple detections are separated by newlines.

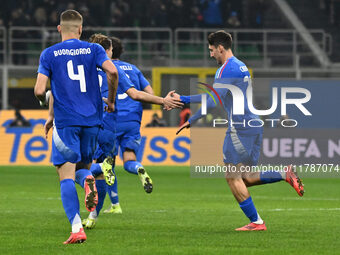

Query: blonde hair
left=89, top=33, right=112, bottom=50
left=60, top=10, right=83, bottom=33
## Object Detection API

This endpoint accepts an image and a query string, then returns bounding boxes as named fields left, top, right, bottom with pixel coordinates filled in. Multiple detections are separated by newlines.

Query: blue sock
left=260, top=171, right=284, bottom=184
left=95, top=180, right=106, bottom=216
left=60, top=179, right=80, bottom=224
left=75, top=169, right=92, bottom=188
left=90, top=163, right=103, bottom=177
left=124, top=161, right=143, bottom=175
left=239, top=196, right=260, bottom=223
left=107, top=168, right=119, bottom=204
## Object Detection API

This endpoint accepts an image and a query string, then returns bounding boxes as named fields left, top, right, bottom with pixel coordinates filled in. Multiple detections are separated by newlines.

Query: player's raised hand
left=102, top=97, right=115, bottom=112
left=44, top=116, right=54, bottom=139
left=171, top=92, right=181, bottom=100
left=176, top=121, right=190, bottom=135
left=163, top=90, right=183, bottom=110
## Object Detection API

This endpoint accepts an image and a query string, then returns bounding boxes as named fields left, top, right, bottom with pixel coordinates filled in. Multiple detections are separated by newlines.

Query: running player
left=103, top=37, right=155, bottom=214
left=34, top=10, right=119, bottom=244
left=176, top=30, right=304, bottom=231
left=81, top=34, right=183, bottom=229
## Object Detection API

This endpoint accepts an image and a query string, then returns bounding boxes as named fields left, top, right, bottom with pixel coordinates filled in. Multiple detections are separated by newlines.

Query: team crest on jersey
left=240, top=66, right=248, bottom=72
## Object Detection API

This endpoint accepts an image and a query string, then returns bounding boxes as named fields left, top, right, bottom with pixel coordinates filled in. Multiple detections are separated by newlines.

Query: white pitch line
left=262, top=208, right=340, bottom=212
left=248, top=195, right=340, bottom=202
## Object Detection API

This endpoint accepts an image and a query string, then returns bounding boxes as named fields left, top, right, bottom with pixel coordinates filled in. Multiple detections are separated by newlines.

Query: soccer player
left=81, top=34, right=183, bottom=228
left=34, top=10, right=119, bottom=244
left=176, top=30, right=304, bottom=231
left=102, top=37, right=156, bottom=214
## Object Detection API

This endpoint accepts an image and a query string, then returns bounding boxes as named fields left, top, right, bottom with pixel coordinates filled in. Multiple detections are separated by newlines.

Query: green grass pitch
left=1, top=166, right=340, bottom=255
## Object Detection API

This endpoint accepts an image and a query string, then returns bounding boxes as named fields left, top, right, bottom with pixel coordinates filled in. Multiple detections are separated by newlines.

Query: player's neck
left=61, top=33, right=80, bottom=42
left=222, top=50, right=234, bottom=64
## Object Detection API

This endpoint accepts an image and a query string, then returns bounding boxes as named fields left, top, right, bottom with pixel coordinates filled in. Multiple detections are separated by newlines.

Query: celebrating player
left=34, top=10, right=119, bottom=244
left=81, top=34, right=183, bottom=229
left=176, top=30, right=304, bottom=231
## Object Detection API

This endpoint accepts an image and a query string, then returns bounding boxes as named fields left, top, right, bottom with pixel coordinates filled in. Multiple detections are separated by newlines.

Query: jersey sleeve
left=94, top=43, right=110, bottom=68
left=118, top=68, right=135, bottom=93
left=134, top=66, right=150, bottom=90
left=37, top=49, right=51, bottom=77
left=188, top=88, right=227, bottom=124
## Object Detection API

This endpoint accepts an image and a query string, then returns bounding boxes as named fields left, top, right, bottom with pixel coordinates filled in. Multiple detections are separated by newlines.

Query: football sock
left=107, top=168, right=119, bottom=204
left=75, top=169, right=92, bottom=188
left=239, top=196, right=263, bottom=224
left=94, top=179, right=106, bottom=216
left=260, top=171, right=284, bottom=184
left=124, top=161, right=142, bottom=175
left=60, top=179, right=82, bottom=233
left=90, top=163, right=103, bottom=177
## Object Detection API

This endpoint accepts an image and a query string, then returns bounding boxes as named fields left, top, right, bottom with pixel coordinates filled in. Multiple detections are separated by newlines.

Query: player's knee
left=242, top=178, right=251, bottom=187
left=225, top=170, right=242, bottom=181
left=123, top=149, right=136, bottom=162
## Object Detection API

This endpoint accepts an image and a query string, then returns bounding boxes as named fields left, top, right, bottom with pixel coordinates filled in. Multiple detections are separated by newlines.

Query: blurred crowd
left=0, top=0, right=266, bottom=29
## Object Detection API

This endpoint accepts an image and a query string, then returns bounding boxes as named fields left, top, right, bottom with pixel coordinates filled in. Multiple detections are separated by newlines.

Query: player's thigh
left=224, top=162, right=243, bottom=180
left=52, top=126, right=82, bottom=166
left=223, top=132, right=260, bottom=167
left=79, top=126, right=101, bottom=164
left=249, top=133, right=262, bottom=166
left=56, top=162, right=76, bottom=181
left=119, top=122, right=142, bottom=155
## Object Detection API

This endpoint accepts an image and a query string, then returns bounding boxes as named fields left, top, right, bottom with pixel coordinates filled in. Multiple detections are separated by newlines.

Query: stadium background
left=1, top=1, right=340, bottom=254
left=0, top=0, right=339, bottom=166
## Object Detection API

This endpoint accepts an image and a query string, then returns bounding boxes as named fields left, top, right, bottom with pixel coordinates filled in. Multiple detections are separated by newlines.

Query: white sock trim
left=89, top=210, right=98, bottom=220
left=253, top=213, right=264, bottom=224
left=71, top=213, right=82, bottom=233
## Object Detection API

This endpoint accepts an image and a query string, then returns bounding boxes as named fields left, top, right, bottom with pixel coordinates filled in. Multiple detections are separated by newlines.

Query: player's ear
left=57, top=25, right=61, bottom=33
left=79, top=25, right=83, bottom=36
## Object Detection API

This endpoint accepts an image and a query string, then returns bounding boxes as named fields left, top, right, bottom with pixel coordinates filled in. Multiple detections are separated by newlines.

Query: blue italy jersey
left=38, top=39, right=110, bottom=128
left=113, top=60, right=150, bottom=123
left=190, top=56, right=262, bottom=135
left=98, top=60, right=135, bottom=131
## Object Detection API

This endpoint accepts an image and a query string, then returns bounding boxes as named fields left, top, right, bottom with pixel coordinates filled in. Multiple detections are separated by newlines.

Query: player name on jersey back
left=119, top=65, right=133, bottom=71
left=53, top=48, right=91, bottom=57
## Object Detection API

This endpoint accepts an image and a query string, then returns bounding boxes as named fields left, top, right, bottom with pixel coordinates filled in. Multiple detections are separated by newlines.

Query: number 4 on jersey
left=67, top=60, right=86, bottom=92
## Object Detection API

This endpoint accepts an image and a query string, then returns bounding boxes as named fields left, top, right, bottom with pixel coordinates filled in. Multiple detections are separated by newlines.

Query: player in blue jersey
left=80, top=34, right=183, bottom=228
left=34, top=10, right=119, bottom=244
left=175, top=30, right=304, bottom=231
left=102, top=37, right=156, bottom=214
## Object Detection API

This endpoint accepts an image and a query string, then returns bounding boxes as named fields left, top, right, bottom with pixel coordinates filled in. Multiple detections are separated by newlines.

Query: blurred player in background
left=176, top=30, right=304, bottom=231
left=82, top=34, right=183, bottom=229
left=34, top=10, right=119, bottom=244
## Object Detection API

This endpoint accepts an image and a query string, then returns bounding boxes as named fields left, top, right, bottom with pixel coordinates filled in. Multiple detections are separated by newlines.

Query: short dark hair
left=110, top=37, right=124, bottom=59
left=89, top=33, right=112, bottom=51
left=207, top=30, right=232, bottom=50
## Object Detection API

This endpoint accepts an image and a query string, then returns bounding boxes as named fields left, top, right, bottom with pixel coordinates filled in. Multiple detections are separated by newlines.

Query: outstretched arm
left=126, top=88, right=183, bottom=109
left=188, top=94, right=218, bottom=124
left=176, top=95, right=218, bottom=135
